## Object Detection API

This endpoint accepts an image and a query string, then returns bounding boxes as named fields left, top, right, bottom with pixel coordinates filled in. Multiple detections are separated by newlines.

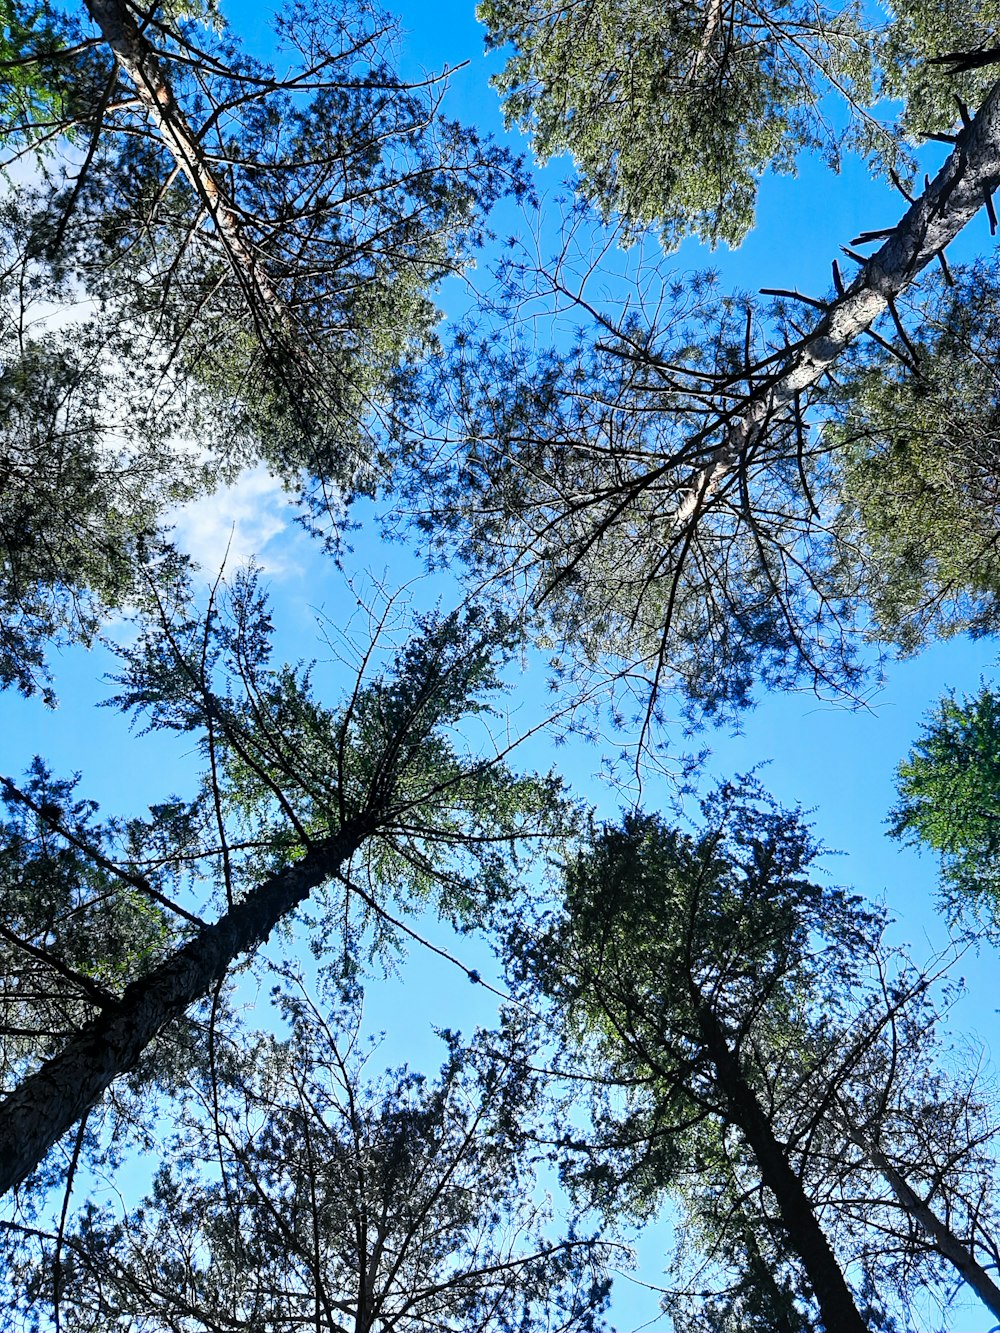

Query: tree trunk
left=83, top=0, right=285, bottom=324
left=695, top=1000, right=870, bottom=1333
left=0, top=825, right=363, bottom=1199
left=842, top=1117, right=1000, bottom=1321
left=675, top=74, right=1000, bottom=527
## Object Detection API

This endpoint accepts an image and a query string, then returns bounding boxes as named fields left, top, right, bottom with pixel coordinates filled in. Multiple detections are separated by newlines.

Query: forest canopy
left=3, top=0, right=1000, bottom=1330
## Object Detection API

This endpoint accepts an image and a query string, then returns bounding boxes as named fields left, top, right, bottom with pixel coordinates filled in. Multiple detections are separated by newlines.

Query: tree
left=399, top=74, right=1000, bottom=729
left=0, top=576, right=567, bottom=1200
left=509, top=782, right=1000, bottom=1329
left=0, top=195, right=196, bottom=701
left=830, top=258, right=1000, bottom=652
left=8, top=0, right=1000, bottom=1325
left=892, top=685, right=1000, bottom=926
left=0, top=0, right=520, bottom=698
left=0, top=0, right=95, bottom=156
left=7, top=978, right=611, bottom=1333
left=412, top=268, right=869, bottom=724
left=479, top=0, right=1000, bottom=248
left=4, top=0, right=518, bottom=491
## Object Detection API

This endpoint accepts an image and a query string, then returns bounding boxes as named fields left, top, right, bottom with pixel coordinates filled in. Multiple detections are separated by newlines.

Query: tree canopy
left=510, top=784, right=1000, bottom=1328
left=9, top=982, right=611, bottom=1333
left=0, top=0, right=521, bottom=695
left=892, top=686, right=1000, bottom=925
left=6, top=0, right=1000, bottom=1329
left=480, top=0, right=1000, bottom=247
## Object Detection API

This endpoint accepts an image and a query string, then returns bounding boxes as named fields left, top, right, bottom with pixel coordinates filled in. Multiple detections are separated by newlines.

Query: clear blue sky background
left=4, top=0, right=1000, bottom=1328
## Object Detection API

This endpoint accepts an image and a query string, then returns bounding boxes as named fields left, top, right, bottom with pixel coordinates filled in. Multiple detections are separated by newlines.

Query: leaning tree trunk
left=675, top=74, right=1000, bottom=527
left=695, top=1000, right=871, bottom=1333
left=0, top=824, right=364, bottom=1199
left=840, top=1115, right=1000, bottom=1321
left=83, top=0, right=287, bottom=329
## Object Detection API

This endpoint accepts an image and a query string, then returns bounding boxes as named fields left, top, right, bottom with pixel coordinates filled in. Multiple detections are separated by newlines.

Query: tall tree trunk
left=675, top=75, right=1000, bottom=527
left=695, top=1000, right=870, bottom=1333
left=83, top=0, right=285, bottom=328
left=841, top=1116, right=1000, bottom=1321
left=0, top=825, right=363, bottom=1199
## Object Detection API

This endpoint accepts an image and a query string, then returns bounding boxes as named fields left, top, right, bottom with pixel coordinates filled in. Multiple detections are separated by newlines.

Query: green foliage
left=0, top=0, right=102, bottom=155
left=0, top=0, right=528, bottom=710
left=878, top=0, right=1000, bottom=142
left=8, top=0, right=522, bottom=502
left=108, top=572, right=571, bottom=942
left=535, top=779, right=852, bottom=1069
left=13, top=984, right=611, bottom=1333
left=480, top=0, right=1000, bottom=248
left=513, top=780, right=992, bottom=1326
left=663, top=1146, right=819, bottom=1333
left=409, top=273, right=868, bottom=723
left=892, top=686, right=1000, bottom=922
left=0, top=196, right=200, bottom=701
left=481, top=0, right=876, bottom=248
left=0, top=573, right=578, bottom=1213
left=6, top=0, right=1000, bottom=1323
left=0, top=760, right=183, bottom=1089
left=515, top=781, right=837, bottom=1193
left=511, top=782, right=855, bottom=1322
left=831, top=261, right=1000, bottom=652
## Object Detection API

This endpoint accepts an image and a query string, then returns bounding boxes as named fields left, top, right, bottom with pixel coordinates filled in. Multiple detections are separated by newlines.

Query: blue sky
left=4, top=0, right=1000, bottom=1328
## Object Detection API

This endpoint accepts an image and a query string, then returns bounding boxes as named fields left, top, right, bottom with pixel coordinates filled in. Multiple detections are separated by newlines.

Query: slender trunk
left=0, top=825, right=362, bottom=1199
left=843, top=1118, right=1000, bottom=1321
left=695, top=1001, right=870, bottom=1333
left=83, top=0, right=285, bottom=324
left=675, top=75, right=1000, bottom=527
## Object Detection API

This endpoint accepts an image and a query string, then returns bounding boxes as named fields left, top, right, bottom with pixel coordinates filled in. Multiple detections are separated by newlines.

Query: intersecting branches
left=402, top=73, right=1000, bottom=742
left=3, top=977, right=614, bottom=1333
left=0, top=568, right=579, bottom=1201
left=3, top=0, right=520, bottom=495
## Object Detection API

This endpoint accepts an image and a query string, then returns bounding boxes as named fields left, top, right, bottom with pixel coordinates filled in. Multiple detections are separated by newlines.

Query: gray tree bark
left=676, top=75, right=1000, bottom=526
left=840, top=1115, right=1000, bottom=1322
left=83, top=0, right=286, bottom=326
left=0, top=826, right=363, bottom=1199
left=695, top=1000, right=871, bottom=1333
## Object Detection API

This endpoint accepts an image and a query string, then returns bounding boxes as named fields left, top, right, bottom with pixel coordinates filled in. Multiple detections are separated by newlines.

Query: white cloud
left=169, top=465, right=302, bottom=580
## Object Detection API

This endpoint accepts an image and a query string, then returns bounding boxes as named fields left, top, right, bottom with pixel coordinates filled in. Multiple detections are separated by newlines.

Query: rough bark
left=695, top=1000, right=870, bottom=1333
left=83, top=0, right=285, bottom=325
left=675, top=74, right=1000, bottom=527
left=0, top=825, right=363, bottom=1199
left=841, top=1117, right=1000, bottom=1321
